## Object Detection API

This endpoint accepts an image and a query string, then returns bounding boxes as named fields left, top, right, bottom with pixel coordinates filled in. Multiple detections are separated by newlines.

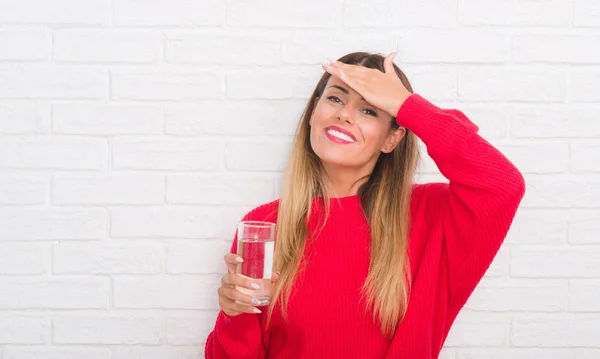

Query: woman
left=205, top=51, right=525, bottom=359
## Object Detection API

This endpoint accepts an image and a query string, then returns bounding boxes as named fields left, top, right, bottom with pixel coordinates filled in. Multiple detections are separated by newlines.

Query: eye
left=363, top=108, right=379, bottom=117
left=327, top=95, right=343, bottom=104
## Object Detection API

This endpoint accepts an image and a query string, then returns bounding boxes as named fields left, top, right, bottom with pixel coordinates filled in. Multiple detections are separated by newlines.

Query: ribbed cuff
left=217, top=311, right=258, bottom=337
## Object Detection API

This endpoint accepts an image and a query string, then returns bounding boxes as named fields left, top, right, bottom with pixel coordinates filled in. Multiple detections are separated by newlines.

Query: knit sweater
left=205, top=94, right=526, bottom=359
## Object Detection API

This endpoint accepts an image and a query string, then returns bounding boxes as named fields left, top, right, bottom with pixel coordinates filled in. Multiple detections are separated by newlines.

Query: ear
left=381, top=126, right=406, bottom=153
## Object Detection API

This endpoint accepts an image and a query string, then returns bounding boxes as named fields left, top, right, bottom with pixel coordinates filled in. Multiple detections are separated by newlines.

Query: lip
left=325, top=125, right=357, bottom=144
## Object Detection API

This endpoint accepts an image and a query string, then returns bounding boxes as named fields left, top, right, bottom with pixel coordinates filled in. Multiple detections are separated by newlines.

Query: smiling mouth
left=325, top=128, right=356, bottom=143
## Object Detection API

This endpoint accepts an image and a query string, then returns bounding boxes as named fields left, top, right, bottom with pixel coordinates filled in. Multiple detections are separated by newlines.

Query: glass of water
left=236, top=221, right=276, bottom=306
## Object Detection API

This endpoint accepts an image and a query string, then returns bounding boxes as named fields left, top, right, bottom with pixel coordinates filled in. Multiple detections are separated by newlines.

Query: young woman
left=205, top=52, right=525, bottom=359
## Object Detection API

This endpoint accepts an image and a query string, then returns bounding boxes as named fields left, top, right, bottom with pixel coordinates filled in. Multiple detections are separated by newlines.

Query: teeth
left=327, top=129, right=355, bottom=142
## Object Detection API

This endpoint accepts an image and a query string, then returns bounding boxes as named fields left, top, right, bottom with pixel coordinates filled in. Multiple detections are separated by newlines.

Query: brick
left=0, top=173, right=48, bottom=205
left=512, top=104, right=600, bottom=138
left=228, top=0, right=343, bottom=28
left=52, top=315, right=162, bottom=344
left=574, top=0, right=600, bottom=27
left=52, top=102, right=163, bottom=135
left=167, top=240, right=231, bottom=274
left=282, top=31, right=401, bottom=65
left=458, top=0, right=570, bottom=26
left=0, top=278, right=108, bottom=309
left=344, top=0, right=457, bottom=28
left=571, top=143, right=600, bottom=172
left=0, top=29, right=50, bottom=60
left=111, top=206, right=221, bottom=239
left=571, top=71, right=600, bottom=102
left=112, top=347, right=202, bottom=359
left=220, top=206, right=254, bottom=240
left=505, top=209, right=567, bottom=244
left=511, top=246, right=600, bottom=278
left=280, top=102, right=311, bottom=135
left=569, top=210, right=600, bottom=244
left=112, top=137, right=223, bottom=171
left=398, top=29, right=509, bottom=63
left=486, top=246, right=509, bottom=277
left=465, top=278, right=567, bottom=312
left=444, top=104, right=509, bottom=139
left=0, top=65, right=107, bottom=99
left=225, top=140, right=291, bottom=171
left=226, top=68, right=319, bottom=100
left=0, top=137, right=107, bottom=170
left=458, top=68, right=567, bottom=102
left=402, top=65, right=457, bottom=102
left=0, top=207, right=107, bottom=241
left=54, top=30, right=162, bottom=63
left=166, top=311, right=218, bottom=345
left=165, top=101, right=304, bottom=136
left=457, top=348, right=574, bottom=359
left=439, top=349, right=456, bottom=359
left=53, top=173, right=165, bottom=205
left=579, top=351, right=600, bottom=359
left=53, top=241, right=164, bottom=274
left=497, top=143, right=568, bottom=174
left=521, top=175, right=600, bottom=208
left=113, top=0, right=224, bottom=26
left=418, top=147, right=440, bottom=174
left=445, top=311, right=509, bottom=347
left=0, top=243, right=48, bottom=274
left=513, top=35, right=600, bottom=64
left=512, top=314, right=600, bottom=347
left=167, top=174, right=276, bottom=206
left=4, top=348, right=110, bottom=359
left=111, top=68, right=221, bottom=101
left=0, top=315, right=47, bottom=344
left=0, top=101, right=50, bottom=134
left=0, top=0, right=110, bottom=25
left=113, top=275, right=220, bottom=309
left=570, top=280, right=600, bottom=312
left=166, top=33, right=279, bottom=65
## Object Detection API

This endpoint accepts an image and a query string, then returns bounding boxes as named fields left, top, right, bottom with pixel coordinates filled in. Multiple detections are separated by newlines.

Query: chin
left=313, top=147, right=359, bottom=168
left=310, top=134, right=366, bottom=168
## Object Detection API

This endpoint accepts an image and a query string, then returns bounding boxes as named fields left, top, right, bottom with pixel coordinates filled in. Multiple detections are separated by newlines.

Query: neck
left=321, top=163, right=373, bottom=198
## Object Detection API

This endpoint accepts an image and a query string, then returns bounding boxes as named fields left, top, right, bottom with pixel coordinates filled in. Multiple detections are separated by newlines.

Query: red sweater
left=205, top=94, right=526, bottom=359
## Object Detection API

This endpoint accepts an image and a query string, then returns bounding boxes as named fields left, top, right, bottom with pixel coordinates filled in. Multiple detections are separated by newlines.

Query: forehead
left=325, top=76, right=358, bottom=95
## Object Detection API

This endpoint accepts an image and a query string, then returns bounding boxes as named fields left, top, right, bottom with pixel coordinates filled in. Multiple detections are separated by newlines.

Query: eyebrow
left=327, top=85, right=365, bottom=101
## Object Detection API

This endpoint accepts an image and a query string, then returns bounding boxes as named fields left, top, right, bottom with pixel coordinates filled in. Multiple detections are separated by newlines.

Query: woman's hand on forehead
left=322, top=52, right=411, bottom=118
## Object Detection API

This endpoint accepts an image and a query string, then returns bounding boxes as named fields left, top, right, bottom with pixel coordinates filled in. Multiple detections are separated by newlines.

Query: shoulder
left=410, top=182, right=449, bottom=216
left=241, top=199, right=280, bottom=223
left=411, top=182, right=448, bottom=202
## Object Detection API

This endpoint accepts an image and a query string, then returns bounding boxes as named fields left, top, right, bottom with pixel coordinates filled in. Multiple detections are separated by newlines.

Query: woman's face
left=309, top=76, right=406, bottom=171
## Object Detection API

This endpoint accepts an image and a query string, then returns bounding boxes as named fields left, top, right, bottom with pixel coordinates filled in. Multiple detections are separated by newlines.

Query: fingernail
left=252, top=308, right=262, bottom=314
left=250, top=283, right=260, bottom=290
left=235, top=257, right=243, bottom=263
left=251, top=298, right=261, bottom=305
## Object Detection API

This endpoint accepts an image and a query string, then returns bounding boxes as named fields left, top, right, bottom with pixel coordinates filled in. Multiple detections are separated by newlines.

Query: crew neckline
left=313, top=194, right=361, bottom=205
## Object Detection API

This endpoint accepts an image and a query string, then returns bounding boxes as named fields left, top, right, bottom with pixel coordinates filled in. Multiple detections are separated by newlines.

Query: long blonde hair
left=268, top=52, right=420, bottom=338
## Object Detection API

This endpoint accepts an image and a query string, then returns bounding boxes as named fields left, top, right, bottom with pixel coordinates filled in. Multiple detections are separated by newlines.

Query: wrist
left=389, top=92, right=411, bottom=118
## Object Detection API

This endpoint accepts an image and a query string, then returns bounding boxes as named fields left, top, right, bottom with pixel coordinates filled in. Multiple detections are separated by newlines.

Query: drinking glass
left=236, top=221, right=276, bottom=306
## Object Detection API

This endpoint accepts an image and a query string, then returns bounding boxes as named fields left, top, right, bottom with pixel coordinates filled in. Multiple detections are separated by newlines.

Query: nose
left=336, top=103, right=354, bottom=125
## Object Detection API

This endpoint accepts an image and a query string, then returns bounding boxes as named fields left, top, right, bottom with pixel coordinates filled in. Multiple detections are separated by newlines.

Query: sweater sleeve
left=204, top=234, right=266, bottom=359
left=396, top=94, right=526, bottom=308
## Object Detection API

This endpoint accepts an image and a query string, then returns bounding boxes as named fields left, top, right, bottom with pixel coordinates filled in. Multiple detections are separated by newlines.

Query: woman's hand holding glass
left=218, top=253, right=280, bottom=316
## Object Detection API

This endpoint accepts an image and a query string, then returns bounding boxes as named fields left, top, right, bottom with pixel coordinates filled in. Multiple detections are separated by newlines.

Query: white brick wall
left=0, top=0, right=598, bottom=357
